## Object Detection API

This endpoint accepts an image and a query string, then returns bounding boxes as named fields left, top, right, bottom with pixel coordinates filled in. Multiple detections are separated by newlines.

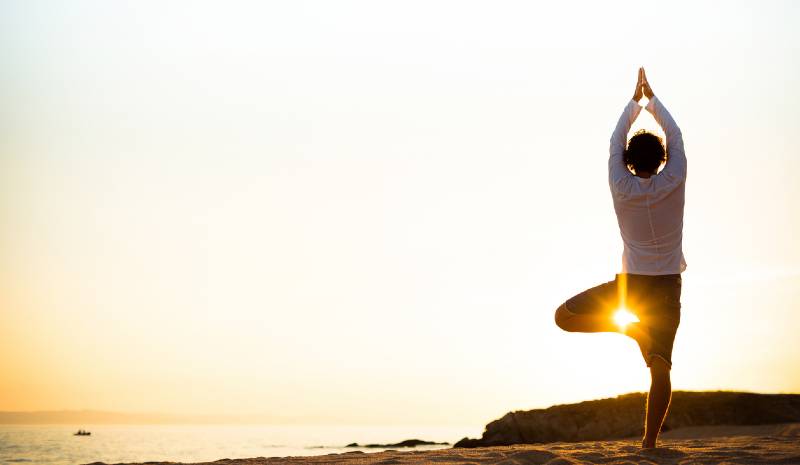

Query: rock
left=454, top=391, right=800, bottom=447
left=346, top=439, right=449, bottom=448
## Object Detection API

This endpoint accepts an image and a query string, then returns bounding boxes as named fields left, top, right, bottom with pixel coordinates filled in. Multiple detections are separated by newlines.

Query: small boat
left=74, top=429, right=91, bottom=436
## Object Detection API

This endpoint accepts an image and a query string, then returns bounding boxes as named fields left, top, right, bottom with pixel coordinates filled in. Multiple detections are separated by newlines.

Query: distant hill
left=455, top=391, right=800, bottom=447
left=0, top=410, right=288, bottom=425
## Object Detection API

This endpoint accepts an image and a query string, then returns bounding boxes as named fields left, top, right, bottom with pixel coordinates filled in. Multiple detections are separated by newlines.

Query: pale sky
left=1, top=1, right=799, bottom=426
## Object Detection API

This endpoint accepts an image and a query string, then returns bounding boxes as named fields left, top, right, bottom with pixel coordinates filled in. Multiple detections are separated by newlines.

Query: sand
left=88, top=423, right=800, bottom=465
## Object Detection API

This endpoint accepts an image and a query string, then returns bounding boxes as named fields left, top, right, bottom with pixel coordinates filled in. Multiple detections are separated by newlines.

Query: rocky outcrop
left=346, top=439, right=449, bottom=448
left=454, top=391, right=800, bottom=447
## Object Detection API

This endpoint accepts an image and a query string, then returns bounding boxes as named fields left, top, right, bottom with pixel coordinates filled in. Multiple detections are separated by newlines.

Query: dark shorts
left=564, top=273, right=681, bottom=367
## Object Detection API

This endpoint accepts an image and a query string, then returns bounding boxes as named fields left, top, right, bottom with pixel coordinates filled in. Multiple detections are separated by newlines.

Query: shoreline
left=84, top=423, right=800, bottom=465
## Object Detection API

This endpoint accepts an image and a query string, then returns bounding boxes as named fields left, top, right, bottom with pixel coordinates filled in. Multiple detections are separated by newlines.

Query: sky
left=1, top=1, right=799, bottom=427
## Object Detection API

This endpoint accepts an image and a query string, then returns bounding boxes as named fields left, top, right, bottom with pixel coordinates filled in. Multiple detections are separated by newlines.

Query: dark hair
left=624, top=130, right=666, bottom=175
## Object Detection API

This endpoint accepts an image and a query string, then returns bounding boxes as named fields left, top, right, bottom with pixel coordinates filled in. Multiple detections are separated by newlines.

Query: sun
left=613, top=308, right=639, bottom=329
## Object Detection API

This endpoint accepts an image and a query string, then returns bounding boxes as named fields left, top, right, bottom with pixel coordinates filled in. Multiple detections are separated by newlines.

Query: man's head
left=624, top=130, right=666, bottom=177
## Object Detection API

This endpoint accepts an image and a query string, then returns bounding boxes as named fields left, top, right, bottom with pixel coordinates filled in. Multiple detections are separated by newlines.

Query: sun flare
left=613, top=308, right=639, bottom=328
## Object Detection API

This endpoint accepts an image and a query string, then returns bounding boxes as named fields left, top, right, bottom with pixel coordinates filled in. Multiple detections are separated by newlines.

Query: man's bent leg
left=554, top=303, right=619, bottom=333
left=642, top=357, right=672, bottom=448
left=555, top=279, right=622, bottom=333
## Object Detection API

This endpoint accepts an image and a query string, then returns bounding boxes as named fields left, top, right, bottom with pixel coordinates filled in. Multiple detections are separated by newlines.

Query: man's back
left=608, top=96, right=687, bottom=275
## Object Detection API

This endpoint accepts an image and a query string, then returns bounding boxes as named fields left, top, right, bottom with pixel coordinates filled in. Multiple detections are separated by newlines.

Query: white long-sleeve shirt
left=608, top=96, right=687, bottom=275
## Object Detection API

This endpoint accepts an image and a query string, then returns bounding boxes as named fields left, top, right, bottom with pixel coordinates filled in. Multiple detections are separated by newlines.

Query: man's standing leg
left=641, top=276, right=681, bottom=448
left=642, top=357, right=672, bottom=448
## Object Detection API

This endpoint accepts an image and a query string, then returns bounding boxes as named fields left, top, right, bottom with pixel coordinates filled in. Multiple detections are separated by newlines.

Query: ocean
left=0, top=424, right=481, bottom=465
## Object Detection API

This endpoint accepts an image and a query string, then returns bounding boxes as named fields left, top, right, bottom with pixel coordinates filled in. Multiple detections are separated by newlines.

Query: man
left=554, top=67, right=686, bottom=449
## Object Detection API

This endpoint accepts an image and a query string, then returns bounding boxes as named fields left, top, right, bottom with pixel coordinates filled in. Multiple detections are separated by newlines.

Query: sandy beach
left=87, top=423, right=800, bottom=465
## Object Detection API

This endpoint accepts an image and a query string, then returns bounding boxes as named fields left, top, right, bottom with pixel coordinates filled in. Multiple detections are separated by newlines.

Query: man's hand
left=641, top=67, right=655, bottom=99
left=633, top=67, right=644, bottom=102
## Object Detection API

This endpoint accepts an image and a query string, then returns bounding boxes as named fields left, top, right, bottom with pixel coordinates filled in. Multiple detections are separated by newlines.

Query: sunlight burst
left=613, top=308, right=639, bottom=329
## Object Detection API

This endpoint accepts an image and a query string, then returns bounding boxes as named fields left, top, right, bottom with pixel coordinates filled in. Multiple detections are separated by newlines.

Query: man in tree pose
left=554, top=68, right=686, bottom=448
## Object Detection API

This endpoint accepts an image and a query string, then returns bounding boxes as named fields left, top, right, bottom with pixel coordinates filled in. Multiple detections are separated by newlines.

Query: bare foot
left=641, top=437, right=656, bottom=449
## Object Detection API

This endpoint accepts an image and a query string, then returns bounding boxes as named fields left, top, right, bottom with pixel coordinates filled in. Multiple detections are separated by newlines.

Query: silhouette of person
left=554, top=67, right=686, bottom=449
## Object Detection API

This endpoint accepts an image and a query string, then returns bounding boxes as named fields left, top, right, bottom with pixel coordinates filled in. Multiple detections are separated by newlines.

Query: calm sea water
left=0, top=424, right=481, bottom=465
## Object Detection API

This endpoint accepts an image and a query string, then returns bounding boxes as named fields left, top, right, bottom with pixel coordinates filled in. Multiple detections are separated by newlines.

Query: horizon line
left=3, top=389, right=797, bottom=425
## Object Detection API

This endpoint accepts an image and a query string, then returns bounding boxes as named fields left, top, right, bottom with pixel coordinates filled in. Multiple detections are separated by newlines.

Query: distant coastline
left=0, top=410, right=298, bottom=425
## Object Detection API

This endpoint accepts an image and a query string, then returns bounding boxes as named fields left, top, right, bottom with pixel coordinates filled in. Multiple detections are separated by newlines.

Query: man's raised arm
left=608, top=69, right=645, bottom=191
left=644, top=97, right=686, bottom=183
left=642, top=69, right=686, bottom=183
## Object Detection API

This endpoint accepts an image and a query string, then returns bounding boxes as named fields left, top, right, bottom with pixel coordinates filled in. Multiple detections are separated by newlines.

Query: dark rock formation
left=346, top=439, right=449, bottom=448
left=454, top=391, right=800, bottom=447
